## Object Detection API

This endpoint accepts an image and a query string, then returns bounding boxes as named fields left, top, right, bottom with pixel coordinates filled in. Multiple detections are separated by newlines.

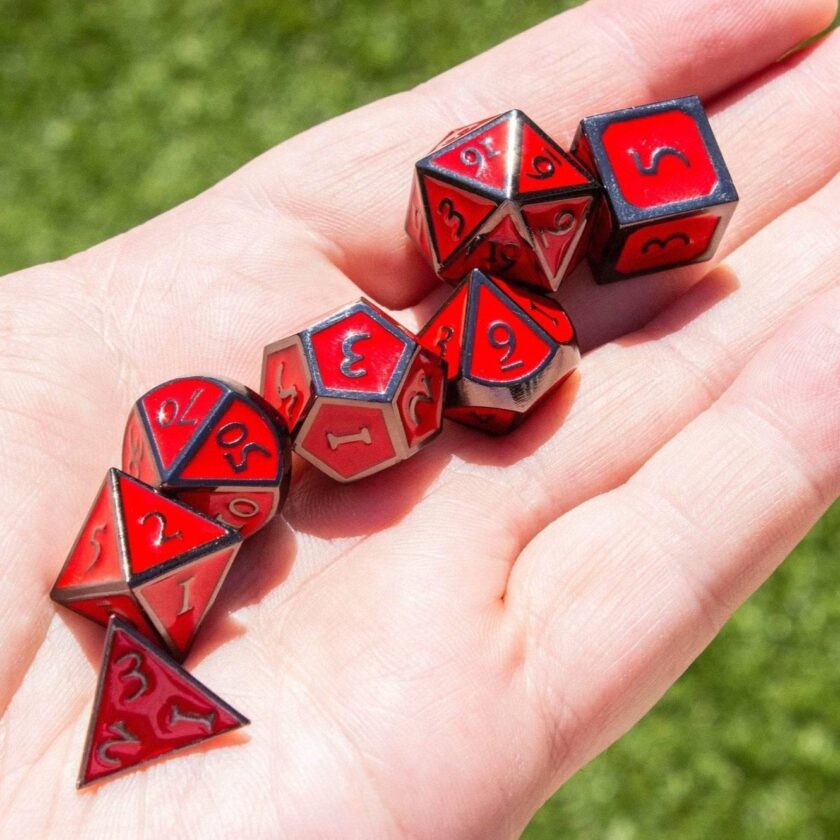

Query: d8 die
left=261, top=299, right=446, bottom=482
left=572, top=95, right=738, bottom=283
left=122, top=376, right=291, bottom=537
left=51, top=469, right=243, bottom=659
left=418, top=270, right=580, bottom=434
left=407, top=109, right=600, bottom=292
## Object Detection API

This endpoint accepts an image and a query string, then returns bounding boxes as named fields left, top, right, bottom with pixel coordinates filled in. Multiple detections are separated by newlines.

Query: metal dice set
left=50, top=95, right=736, bottom=788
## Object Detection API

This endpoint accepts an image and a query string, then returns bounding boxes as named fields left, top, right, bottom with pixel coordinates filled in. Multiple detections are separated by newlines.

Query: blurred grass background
left=2, top=0, right=839, bottom=836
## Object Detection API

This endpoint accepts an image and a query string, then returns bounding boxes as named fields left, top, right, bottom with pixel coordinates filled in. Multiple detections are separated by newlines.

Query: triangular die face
left=116, top=472, right=233, bottom=577
left=135, top=546, right=238, bottom=659
left=122, top=408, right=160, bottom=487
left=421, top=176, right=497, bottom=264
left=79, top=618, right=248, bottom=788
left=496, top=279, right=576, bottom=345
left=516, top=122, right=593, bottom=196
left=465, top=275, right=556, bottom=385
left=418, top=283, right=469, bottom=382
left=428, top=116, right=513, bottom=196
left=54, top=474, right=123, bottom=592
left=520, top=195, right=593, bottom=282
left=140, top=378, right=227, bottom=474
left=66, top=592, right=159, bottom=642
left=176, top=395, right=281, bottom=484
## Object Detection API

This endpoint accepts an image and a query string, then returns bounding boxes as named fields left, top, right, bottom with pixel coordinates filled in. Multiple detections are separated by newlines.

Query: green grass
left=2, top=1, right=839, bottom=836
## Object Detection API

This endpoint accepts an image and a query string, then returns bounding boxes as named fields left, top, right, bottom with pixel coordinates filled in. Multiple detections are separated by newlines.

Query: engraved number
left=641, top=232, right=691, bottom=253
left=525, top=145, right=563, bottom=180
left=528, top=300, right=559, bottom=327
left=156, top=388, right=204, bottom=427
left=487, top=321, right=524, bottom=371
left=116, top=652, right=150, bottom=703
left=437, top=198, right=465, bottom=239
left=169, top=704, right=216, bottom=733
left=126, top=422, right=144, bottom=477
left=85, top=524, right=107, bottom=573
left=407, top=374, right=434, bottom=426
left=459, top=137, right=501, bottom=176
left=538, top=210, right=576, bottom=248
left=339, top=332, right=370, bottom=379
left=177, top=576, right=194, bottom=616
left=275, top=362, right=299, bottom=414
left=140, top=511, right=183, bottom=546
left=96, top=721, right=140, bottom=767
left=327, top=427, right=372, bottom=450
left=435, top=325, right=455, bottom=358
left=216, top=422, right=271, bottom=474
left=630, top=146, right=691, bottom=176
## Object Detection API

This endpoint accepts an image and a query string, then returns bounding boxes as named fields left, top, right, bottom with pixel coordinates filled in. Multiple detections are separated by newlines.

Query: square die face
left=582, top=96, right=737, bottom=224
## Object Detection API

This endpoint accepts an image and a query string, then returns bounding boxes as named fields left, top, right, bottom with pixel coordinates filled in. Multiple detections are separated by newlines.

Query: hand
left=1, top=0, right=838, bottom=836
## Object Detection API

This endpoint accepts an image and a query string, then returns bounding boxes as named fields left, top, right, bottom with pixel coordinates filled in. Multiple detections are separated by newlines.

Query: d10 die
left=51, top=468, right=242, bottom=659
left=407, top=109, right=600, bottom=292
left=418, top=270, right=580, bottom=434
left=572, top=95, right=738, bottom=283
left=122, top=376, right=291, bottom=538
left=261, top=299, right=445, bottom=482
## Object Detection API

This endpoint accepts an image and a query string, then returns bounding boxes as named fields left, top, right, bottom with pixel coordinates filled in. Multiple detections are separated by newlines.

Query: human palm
left=2, top=0, right=840, bottom=836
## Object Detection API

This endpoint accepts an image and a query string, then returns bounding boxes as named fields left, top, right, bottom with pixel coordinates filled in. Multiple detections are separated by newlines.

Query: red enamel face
left=602, top=109, right=718, bottom=209
left=176, top=488, right=279, bottom=538
left=307, top=305, right=412, bottom=398
left=79, top=619, right=247, bottom=787
left=517, top=122, right=591, bottom=195
left=464, top=277, right=555, bottom=385
left=616, top=213, right=720, bottom=275
left=298, top=402, right=397, bottom=481
left=396, top=351, right=446, bottom=450
left=261, top=339, right=312, bottom=434
left=520, top=195, right=592, bottom=281
left=140, top=378, right=226, bottom=472
left=444, top=405, right=520, bottom=435
left=429, top=117, right=512, bottom=194
left=418, top=283, right=469, bottom=382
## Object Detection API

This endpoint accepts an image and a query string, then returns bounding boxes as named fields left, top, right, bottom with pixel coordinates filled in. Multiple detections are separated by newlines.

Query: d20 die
left=571, top=95, right=738, bottom=283
left=406, top=109, right=600, bottom=292
left=78, top=617, right=248, bottom=788
left=418, top=270, right=580, bottom=434
left=261, top=299, right=445, bottom=482
left=122, top=376, right=291, bottom=537
left=51, top=468, right=242, bottom=659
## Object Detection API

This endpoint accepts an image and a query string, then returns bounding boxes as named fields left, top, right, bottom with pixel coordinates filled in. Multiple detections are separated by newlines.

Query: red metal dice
left=78, top=617, right=248, bottom=788
left=122, top=376, right=291, bottom=537
left=407, top=109, right=600, bottom=292
left=261, top=299, right=446, bottom=481
left=418, top=270, right=580, bottom=434
left=572, top=95, right=738, bottom=283
left=51, top=469, right=242, bottom=659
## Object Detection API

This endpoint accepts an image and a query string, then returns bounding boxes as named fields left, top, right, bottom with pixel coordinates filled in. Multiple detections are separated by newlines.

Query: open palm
left=2, top=0, right=840, bottom=836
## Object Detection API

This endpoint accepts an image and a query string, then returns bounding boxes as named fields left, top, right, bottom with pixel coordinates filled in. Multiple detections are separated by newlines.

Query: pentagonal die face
left=407, top=110, right=600, bottom=292
left=418, top=270, right=580, bottom=434
left=50, top=469, right=242, bottom=659
left=262, top=300, right=445, bottom=482
left=122, top=376, right=291, bottom=538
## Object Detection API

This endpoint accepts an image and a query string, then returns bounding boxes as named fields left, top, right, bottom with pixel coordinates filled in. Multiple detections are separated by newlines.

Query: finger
left=561, top=30, right=840, bottom=348
left=506, top=282, right=840, bottom=788
left=232, top=0, right=836, bottom=307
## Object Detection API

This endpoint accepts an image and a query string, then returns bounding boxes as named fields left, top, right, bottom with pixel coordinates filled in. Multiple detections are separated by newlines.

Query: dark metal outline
left=77, top=616, right=249, bottom=789
left=460, top=270, right=561, bottom=389
left=574, top=95, right=739, bottom=227
left=302, top=299, right=415, bottom=403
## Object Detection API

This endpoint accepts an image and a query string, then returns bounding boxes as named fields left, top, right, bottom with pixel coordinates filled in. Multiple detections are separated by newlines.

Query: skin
left=1, top=0, right=839, bottom=836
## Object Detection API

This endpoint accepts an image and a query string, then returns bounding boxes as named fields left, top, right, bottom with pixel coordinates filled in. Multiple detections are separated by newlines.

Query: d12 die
left=418, top=270, right=580, bottom=434
left=571, top=95, right=738, bottom=283
left=407, top=109, right=600, bottom=292
left=122, top=376, right=291, bottom=537
left=261, top=299, right=445, bottom=482
left=51, top=469, right=242, bottom=659
left=78, top=617, right=248, bottom=788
